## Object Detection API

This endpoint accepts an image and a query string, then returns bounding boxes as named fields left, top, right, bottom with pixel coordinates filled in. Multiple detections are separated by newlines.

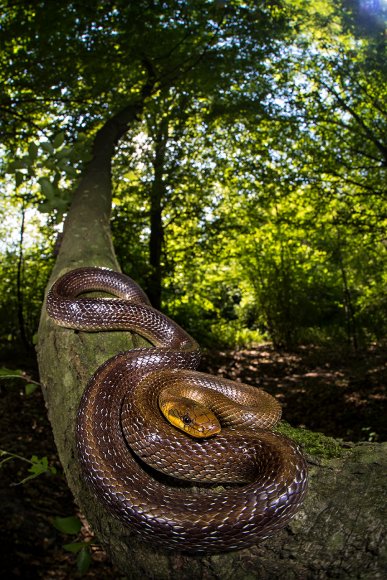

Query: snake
left=46, top=267, right=308, bottom=554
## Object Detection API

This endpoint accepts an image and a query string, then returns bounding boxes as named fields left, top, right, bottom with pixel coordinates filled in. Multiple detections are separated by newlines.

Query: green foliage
left=76, top=547, right=93, bottom=575
left=0, top=241, right=55, bottom=353
left=53, top=516, right=82, bottom=535
left=0, top=183, right=56, bottom=352
left=22, top=454, right=57, bottom=483
left=0, top=367, right=41, bottom=395
left=0, top=450, right=57, bottom=484
left=0, top=367, right=24, bottom=377
left=6, top=131, right=83, bottom=221
left=0, top=0, right=386, bottom=353
left=53, top=516, right=94, bottom=575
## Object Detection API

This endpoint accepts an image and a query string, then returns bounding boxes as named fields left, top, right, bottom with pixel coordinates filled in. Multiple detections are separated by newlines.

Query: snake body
left=46, top=267, right=308, bottom=553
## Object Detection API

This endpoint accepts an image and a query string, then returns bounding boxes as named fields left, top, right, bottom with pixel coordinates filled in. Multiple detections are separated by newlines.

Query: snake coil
left=46, top=267, right=308, bottom=554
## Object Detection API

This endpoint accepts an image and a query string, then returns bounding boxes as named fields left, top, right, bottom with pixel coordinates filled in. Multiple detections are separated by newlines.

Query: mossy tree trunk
left=36, top=99, right=387, bottom=578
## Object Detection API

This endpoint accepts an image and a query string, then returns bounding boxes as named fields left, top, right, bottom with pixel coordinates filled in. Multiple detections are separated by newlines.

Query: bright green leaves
left=22, top=454, right=57, bottom=484
left=5, top=130, right=82, bottom=221
left=0, top=0, right=385, bottom=353
left=0, top=450, right=57, bottom=484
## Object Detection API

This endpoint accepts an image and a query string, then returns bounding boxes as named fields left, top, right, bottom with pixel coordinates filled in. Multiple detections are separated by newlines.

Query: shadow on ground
left=201, top=342, right=386, bottom=442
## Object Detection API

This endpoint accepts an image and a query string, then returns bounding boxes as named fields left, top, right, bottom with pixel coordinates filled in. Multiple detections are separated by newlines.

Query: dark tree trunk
left=16, top=202, right=30, bottom=350
left=148, top=115, right=169, bottom=309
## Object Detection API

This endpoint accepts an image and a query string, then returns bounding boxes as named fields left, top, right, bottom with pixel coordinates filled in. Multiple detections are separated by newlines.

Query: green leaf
left=18, top=454, right=56, bottom=484
left=56, top=147, right=71, bottom=159
left=28, top=142, right=39, bottom=161
left=25, top=383, right=39, bottom=395
left=63, top=165, right=78, bottom=178
left=8, top=159, right=26, bottom=171
left=53, top=132, right=65, bottom=149
left=45, top=159, right=56, bottom=171
left=15, top=171, right=24, bottom=187
left=56, top=147, right=70, bottom=164
left=0, top=367, right=24, bottom=377
left=79, top=151, right=93, bottom=163
left=39, top=177, right=55, bottom=198
left=76, top=547, right=92, bottom=575
left=53, top=515, right=82, bottom=535
left=30, top=454, right=48, bottom=471
left=38, top=201, right=53, bottom=213
left=41, top=141, right=54, bottom=154
left=63, top=541, right=88, bottom=553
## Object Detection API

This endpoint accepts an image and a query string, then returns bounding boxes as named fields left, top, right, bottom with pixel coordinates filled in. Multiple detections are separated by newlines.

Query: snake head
left=159, top=396, right=221, bottom=438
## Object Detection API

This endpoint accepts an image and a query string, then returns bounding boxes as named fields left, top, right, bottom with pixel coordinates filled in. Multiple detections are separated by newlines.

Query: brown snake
left=46, top=267, right=308, bottom=554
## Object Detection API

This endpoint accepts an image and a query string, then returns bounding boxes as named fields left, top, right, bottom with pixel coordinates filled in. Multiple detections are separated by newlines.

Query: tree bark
left=16, top=201, right=30, bottom=350
left=148, top=114, right=169, bottom=310
left=36, top=102, right=386, bottom=579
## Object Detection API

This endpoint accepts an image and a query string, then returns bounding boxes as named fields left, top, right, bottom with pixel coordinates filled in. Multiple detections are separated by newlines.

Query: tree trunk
left=36, top=105, right=386, bottom=579
left=16, top=201, right=30, bottom=350
left=148, top=115, right=169, bottom=310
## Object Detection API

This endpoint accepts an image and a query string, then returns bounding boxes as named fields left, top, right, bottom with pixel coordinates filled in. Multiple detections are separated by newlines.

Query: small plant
left=0, top=450, right=57, bottom=484
left=0, top=367, right=41, bottom=395
left=53, top=516, right=93, bottom=575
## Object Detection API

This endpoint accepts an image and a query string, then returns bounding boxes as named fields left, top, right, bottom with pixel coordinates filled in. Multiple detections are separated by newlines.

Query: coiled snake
left=46, top=267, right=308, bottom=553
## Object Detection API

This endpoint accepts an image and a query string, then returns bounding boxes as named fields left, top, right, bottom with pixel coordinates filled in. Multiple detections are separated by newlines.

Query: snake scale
left=46, top=267, right=308, bottom=554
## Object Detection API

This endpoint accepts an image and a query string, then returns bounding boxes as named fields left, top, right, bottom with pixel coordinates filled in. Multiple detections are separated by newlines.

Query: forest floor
left=0, top=342, right=386, bottom=579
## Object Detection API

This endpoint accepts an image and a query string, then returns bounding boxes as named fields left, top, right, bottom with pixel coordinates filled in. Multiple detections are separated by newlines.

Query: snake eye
left=182, top=414, right=192, bottom=425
